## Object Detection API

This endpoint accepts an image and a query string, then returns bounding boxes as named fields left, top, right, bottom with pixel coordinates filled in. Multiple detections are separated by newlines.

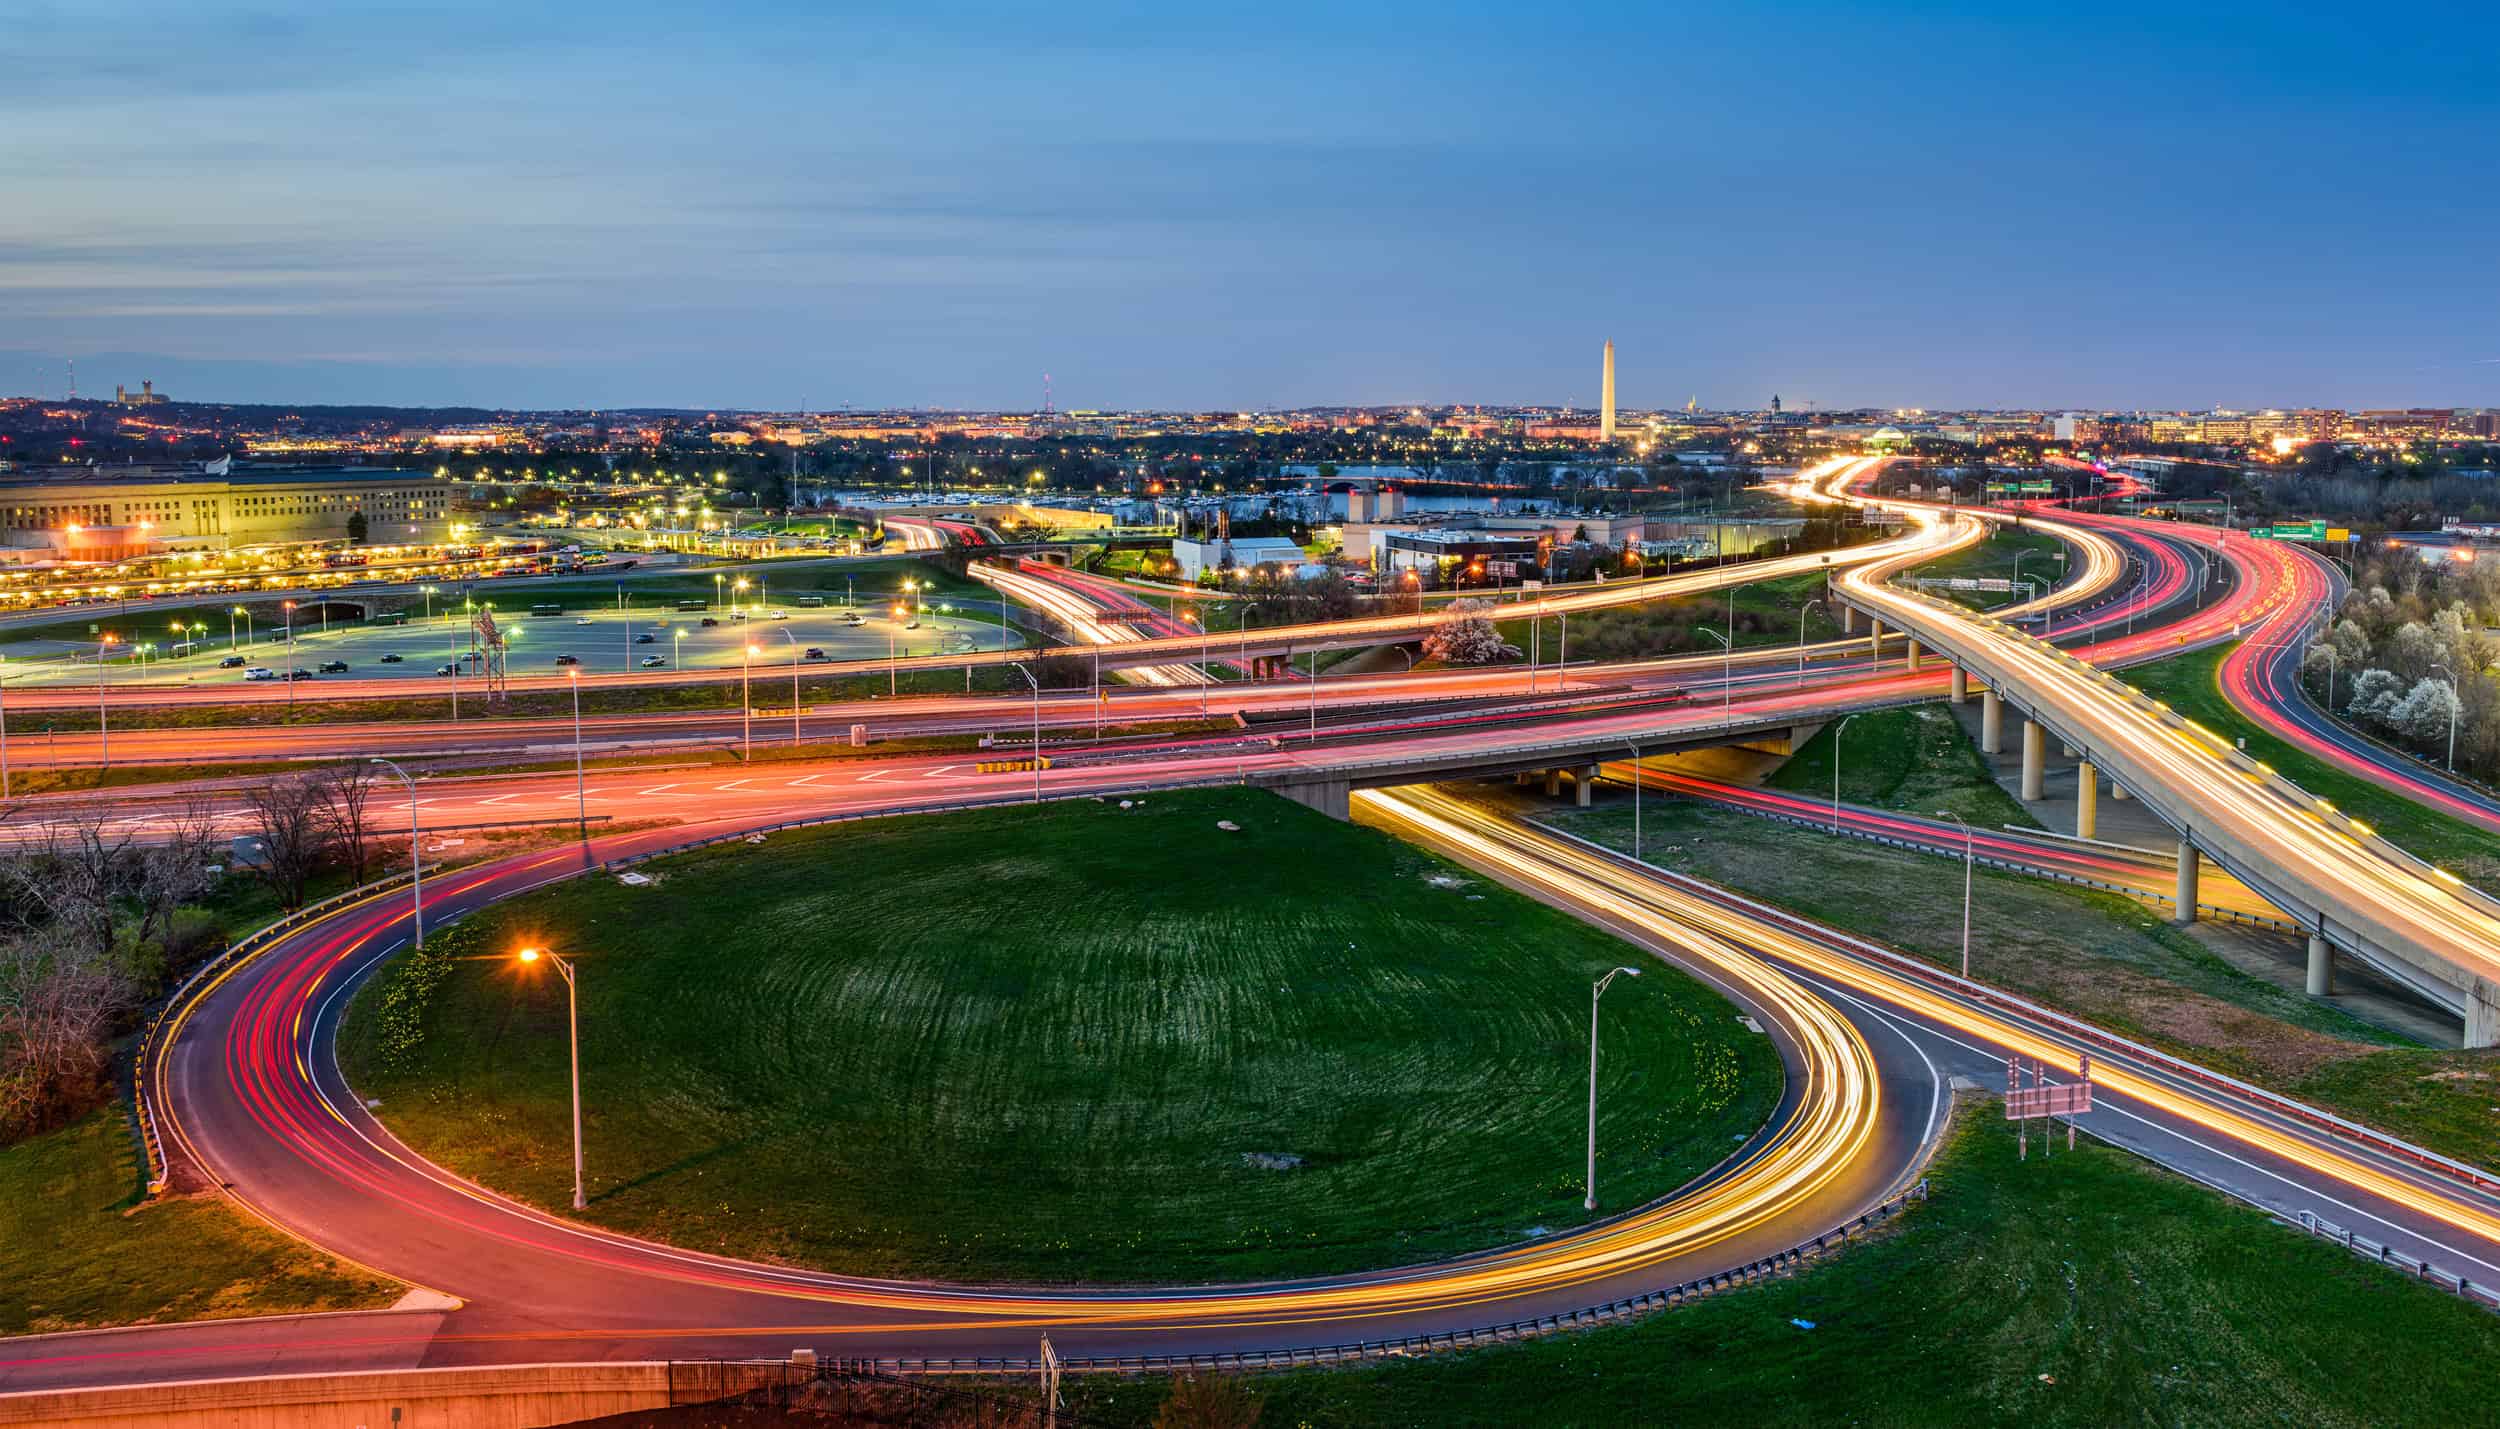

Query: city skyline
left=8, top=2, right=2500, bottom=411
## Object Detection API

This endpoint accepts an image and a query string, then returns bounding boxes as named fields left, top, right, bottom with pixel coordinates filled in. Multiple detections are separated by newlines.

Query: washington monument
left=1600, top=339, right=1617, bottom=441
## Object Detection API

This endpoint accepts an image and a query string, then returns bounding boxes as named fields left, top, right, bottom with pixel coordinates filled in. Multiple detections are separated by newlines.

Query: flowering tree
left=1422, top=598, right=1519, bottom=666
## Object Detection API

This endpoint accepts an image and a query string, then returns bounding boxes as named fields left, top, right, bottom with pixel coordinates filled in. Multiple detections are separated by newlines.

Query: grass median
left=0, top=1105, right=397, bottom=1335
left=2126, top=643, right=2495, bottom=873
left=1767, top=702, right=2037, bottom=830
left=337, top=787, right=1781, bottom=1285
left=1055, top=1103, right=2500, bottom=1427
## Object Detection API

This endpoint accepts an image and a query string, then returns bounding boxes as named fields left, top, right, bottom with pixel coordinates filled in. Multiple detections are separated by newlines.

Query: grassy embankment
left=2126, top=643, right=2497, bottom=875
left=339, top=788, right=1781, bottom=1285
left=0, top=1110, right=398, bottom=1336
left=1564, top=697, right=2500, bottom=1169
left=1767, top=702, right=2038, bottom=831
left=1056, top=1106, right=2500, bottom=1428
left=1498, top=571, right=1845, bottom=667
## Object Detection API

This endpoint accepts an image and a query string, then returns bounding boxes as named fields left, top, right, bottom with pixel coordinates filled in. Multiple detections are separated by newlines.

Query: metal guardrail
left=790, top=1179, right=1931, bottom=1378
left=131, top=865, right=418, bottom=1193
left=2292, top=1211, right=2500, bottom=1313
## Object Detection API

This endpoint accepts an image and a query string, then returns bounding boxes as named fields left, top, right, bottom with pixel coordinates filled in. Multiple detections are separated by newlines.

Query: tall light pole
left=1797, top=598, right=1823, bottom=688
left=96, top=633, right=116, bottom=769
left=1696, top=625, right=1733, bottom=706
left=1831, top=712, right=1860, bottom=831
left=1011, top=661, right=1043, bottom=802
left=0, top=654, right=11, bottom=800
left=740, top=643, right=756, bottom=762
left=1585, top=965, right=1642, bottom=1211
left=776, top=627, right=802, bottom=746
left=888, top=603, right=907, bottom=697
left=1935, top=809, right=1974, bottom=977
left=1624, top=741, right=1643, bottom=861
left=2433, top=662, right=2461, bottom=771
left=567, top=669, right=587, bottom=840
left=515, top=947, right=586, bottom=1210
left=283, top=601, right=297, bottom=721
left=370, top=758, right=423, bottom=950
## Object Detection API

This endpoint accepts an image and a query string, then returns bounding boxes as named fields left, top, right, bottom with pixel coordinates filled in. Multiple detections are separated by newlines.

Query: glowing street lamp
left=514, top=947, right=587, bottom=1210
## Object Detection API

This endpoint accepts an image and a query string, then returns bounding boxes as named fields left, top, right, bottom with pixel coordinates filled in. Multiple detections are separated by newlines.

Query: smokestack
left=1600, top=340, right=1617, bottom=441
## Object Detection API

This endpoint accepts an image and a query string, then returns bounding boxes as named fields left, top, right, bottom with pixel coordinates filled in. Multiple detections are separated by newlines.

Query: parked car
left=219, top=654, right=247, bottom=668
left=700, top=617, right=720, bottom=627
left=243, top=666, right=277, bottom=681
left=318, top=660, right=350, bottom=673
left=639, top=655, right=667, bottom=668
left=434, top=664, right=456, bottom=676
left=768, top=609, right=788, bottom=620
left=554, top=654, right=580, bottom=666
left=634, top=632, right=657, bottom=644
left=803, top=647, right=829, bottom=660
left=841, top=613, right=865, bottom=627
left=287, top=668, right=316, bottom=680
left=378, top=652, right=405, bottom=664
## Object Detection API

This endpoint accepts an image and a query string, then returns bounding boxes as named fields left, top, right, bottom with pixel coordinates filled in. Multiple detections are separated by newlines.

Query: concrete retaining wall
left=0, top=1363, right=672, bottom=1429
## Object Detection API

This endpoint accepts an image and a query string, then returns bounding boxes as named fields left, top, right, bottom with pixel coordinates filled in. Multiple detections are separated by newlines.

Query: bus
left=530, top=603, right=564, bottom=617
left=674, top=599, right=709, bottom=612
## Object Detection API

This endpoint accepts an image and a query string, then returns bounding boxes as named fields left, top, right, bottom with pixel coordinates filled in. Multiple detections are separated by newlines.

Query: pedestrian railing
left=2292, top=1211, right=2500, bottom=1312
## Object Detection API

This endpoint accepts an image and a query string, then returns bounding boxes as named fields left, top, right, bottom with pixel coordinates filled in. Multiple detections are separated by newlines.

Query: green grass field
left=0, top=1106, right=396, bottom=1335
left=1768, top=703, right=2038, bottom=830
left=1059, top=1106, right=2500, bottom=1428
left=338, top=788, right=1781, bottom=1285
left=1911, top=526, right=2068, bottom=610
left=1499, top=571, right=1845, bottom=665
left=2125, top=644, right=2496, bottom=873
left=1552, top=798, right=2500, bottom=1170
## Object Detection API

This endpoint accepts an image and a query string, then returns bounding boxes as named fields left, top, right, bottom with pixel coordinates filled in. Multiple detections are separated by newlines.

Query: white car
left=243, top=667, right=277, bottom=681
left=639, top=655, right=667, bottom=668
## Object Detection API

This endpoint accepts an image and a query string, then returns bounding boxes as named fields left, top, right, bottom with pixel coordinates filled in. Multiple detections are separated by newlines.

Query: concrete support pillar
left=2174, top=839, right=2200, bottom=924
left=1842, top=605, right=1861, bottom=635
left=1274, top=778, right=1351, bottom=821
left=2467, top=979, right=2500, bottom=1050
left=1576, top=765, right=1598, bottom=807
left=2020, top=719, right=2045, bottom=801
left=2110, top=781, right=2130, bottom=801
left=2306, top=934, right=2334, bottom=997
left=1907, top=638, right=1924, bottom=672
left=1869, top=619, right=1885, bottom=657
left=1980, top=690, right=2004, bottom=755
left=2075, top=760, right=2098, bottom=841
left=1948, top=665, right=1968, bottom=705
left=1544, top=768, right=1564, bottom=798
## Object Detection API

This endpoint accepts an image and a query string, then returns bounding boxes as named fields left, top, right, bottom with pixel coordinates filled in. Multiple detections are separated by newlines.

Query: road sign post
left=2007, top=1052, right=2092, bottom=1157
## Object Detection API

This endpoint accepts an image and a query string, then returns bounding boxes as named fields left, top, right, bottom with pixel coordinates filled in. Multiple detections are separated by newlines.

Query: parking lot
left=0, top=602, right=1007, bottom=687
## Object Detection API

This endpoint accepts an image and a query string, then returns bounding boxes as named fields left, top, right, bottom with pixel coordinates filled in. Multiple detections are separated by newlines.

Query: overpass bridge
left=1829, top=513, right=2500, bottom=1047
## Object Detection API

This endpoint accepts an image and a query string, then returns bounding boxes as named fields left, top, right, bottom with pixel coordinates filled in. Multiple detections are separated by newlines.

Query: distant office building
left=0, top=463, right=453, bottom=559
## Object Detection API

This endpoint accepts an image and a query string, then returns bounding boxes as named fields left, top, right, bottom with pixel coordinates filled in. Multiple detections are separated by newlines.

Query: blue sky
left=4, top=1, right=2496, bottom=411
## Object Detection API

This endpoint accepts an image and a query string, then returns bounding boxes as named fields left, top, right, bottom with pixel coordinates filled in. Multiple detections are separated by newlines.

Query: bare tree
left=130, top=799, right=222, bottom=954
left=0, top=805, right=135, bottom=963
left=0, top=934, right=132, bottom=1136
left=241, top=773, right=335, bottom=910
left=316, top=762, right=380, bottom=885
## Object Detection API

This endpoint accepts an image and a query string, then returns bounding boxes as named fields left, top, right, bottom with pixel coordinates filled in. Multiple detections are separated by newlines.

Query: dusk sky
left=6, top=1, right=2496, bottom=412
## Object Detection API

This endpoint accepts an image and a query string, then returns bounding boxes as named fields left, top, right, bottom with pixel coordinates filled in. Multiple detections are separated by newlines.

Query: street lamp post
left=515, top=947, right=586, bottom=1210
left=1696, top=625, right=1733, bottom=706
left=1011, top=661, right=1043, bottom=802
left=1832, top=713, right=1860, bottom=831
left=1797, top=598, right=1823, bottom=688
left=567, top=669, right=587, bottom=840
left=1585, top=965, right=1642, bottom=1211
left=888, top=603, right=907, bottom=697
left=370, top=758, right=423, bottom=950
left=777, top=628, right=802, bottom=746
left=2433, top=663, right=2462, bottom=771
left=740, top=644, right=756, bottom=762
left=1625, top=742, right=1643, bottom=861
left=96, top=634, right=116, bottom=769
left=1935, top=809, right=1974, bottom=977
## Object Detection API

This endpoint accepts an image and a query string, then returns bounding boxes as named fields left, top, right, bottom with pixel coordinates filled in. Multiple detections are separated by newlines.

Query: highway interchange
left=8, top=456, right=2500, bottom=1395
